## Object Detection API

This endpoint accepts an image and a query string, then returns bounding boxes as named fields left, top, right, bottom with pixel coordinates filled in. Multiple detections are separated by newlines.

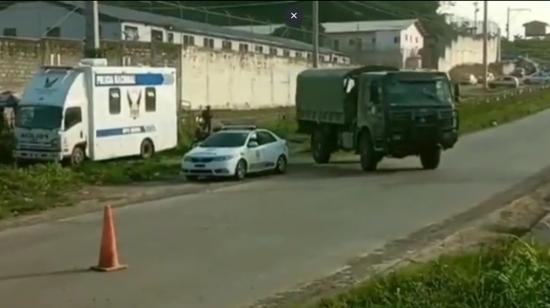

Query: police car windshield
left=201, top=132, right=249, bottom=148
left=15, top=105, right=62, bottom=129
left=386, top=79, right=453, bottom=105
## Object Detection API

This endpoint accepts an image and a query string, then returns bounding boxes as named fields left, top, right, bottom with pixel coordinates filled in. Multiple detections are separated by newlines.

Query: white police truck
left=13, top=58, right=178, bottom=166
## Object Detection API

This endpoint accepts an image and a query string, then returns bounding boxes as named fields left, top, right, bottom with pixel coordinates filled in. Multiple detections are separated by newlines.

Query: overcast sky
left=441, top=1, right=550, bottom=38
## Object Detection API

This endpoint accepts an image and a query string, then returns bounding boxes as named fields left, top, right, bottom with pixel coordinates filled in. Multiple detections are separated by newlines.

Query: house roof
left=52, top=1, right=340, bottom=54
left=523, top=20, right=549, bottom=27
left=225, top=24, right=286, bottom=36
left=323, top=19, right=422, bottom=34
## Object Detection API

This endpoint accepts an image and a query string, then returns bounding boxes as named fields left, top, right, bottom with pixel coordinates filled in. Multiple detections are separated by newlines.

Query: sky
left=441, top=1, right=550, bottom=38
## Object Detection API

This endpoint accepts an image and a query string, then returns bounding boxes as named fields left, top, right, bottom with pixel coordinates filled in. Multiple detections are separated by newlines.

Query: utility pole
left=482, top=0, right=488, bottom=90
left=312, top=0, right=319, bottom=68
left=85, top=0, right=100, bottom=58
left=506, top=7, right=531, bottom=41
left=473, top=2, right=479, bottom=34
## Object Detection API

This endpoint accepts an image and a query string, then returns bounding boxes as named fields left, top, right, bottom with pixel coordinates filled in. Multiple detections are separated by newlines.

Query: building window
left=394, top=36, right=400, bottom=44
left=356, top=38, right=362, bottom=50
left=124, top=26, right=139, bottom=41
left=283, top=49, right=290, bottom=57
left=295, top=52, right=303, bottom=58
left=203, top=37, right=214, bottom=49
left=255, top=45, right=264, bottom=53
left=3, top=28, right=16, bottom=37
left=405, top=34, right=408, bottom=41
left=46, top=27, right=60, bottom=38
left=334, top=39, right=339, bottom=51
left=183, top=35, right=195, bottom=47
left=151, top=29, right=163, bottom=42
left=269, top=47, right=277, bottom=55
left=222, top=40, right=232, bottom=51
left=239, top=43, right=249, bottom=52
left=167, top=32, right=174, bottom=43
left=371, top=37, right=376, bottom=44
left=145, top=87, right=156, bottom=112
left=349, top=38, right=355, bottom=45
left=307, top=53, right=312, bottom=60
left=109, top=88, right=121, bottom=115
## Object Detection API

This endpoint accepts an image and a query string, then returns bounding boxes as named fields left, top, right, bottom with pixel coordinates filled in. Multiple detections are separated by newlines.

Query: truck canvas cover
left=296, top=66, right=397, bottom=125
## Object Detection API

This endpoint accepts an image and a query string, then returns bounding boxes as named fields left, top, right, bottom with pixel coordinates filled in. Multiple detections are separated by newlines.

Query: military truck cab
left=296, top=66, right=459, bottom=171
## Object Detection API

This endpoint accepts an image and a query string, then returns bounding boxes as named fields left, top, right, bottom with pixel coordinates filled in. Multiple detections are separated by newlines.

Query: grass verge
left=315, top=239, right=550, bottom=308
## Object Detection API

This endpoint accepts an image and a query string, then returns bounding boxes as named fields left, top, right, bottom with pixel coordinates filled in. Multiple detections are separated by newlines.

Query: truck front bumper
left=13, top=150, right=64, bottom=162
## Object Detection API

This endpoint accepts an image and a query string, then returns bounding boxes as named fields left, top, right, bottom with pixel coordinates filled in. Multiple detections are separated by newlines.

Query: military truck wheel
left=311, top=128, right=331, bottom=164
left=360, top=132, right=378, bottom=171
left=420, top=147, right=441, bottom=170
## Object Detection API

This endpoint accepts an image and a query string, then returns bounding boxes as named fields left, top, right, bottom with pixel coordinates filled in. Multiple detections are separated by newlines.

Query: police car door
left=245, top=132, right=262, bottom=172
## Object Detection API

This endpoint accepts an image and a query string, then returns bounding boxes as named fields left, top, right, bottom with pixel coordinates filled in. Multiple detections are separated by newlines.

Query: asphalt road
left=2, top=110, right=550, bottom=308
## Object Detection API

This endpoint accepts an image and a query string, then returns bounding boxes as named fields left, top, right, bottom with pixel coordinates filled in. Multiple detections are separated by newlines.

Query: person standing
left=201, top=105, right=212, bottom=135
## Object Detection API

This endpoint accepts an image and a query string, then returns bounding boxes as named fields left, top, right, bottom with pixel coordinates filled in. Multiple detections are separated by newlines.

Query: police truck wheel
left=360, top=132, right=378, bottom=172
left=70, top=146, right=85, bottom=167
left=311, top=128, right=331, bottom=164
left=234, top=159, right=247, bottom=181
left=140, top=139, right=155, bottom=159
left=420, top=147, right=441, bottom=170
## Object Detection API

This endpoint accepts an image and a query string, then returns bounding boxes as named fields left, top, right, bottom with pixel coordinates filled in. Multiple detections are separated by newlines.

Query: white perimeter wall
left=438, top=35, right=499, bottom=72
left=181, top=48, right=343, bottom=110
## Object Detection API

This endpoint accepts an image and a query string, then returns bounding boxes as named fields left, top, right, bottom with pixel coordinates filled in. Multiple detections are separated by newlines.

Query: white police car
left=181, top=126, right=289, bottom=180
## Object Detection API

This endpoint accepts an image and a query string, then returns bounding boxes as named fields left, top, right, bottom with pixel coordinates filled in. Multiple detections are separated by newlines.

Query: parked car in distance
left=488, top=76, right=520, bottom=89
left=181, top=126, right=289, bottom=181
left=523, top=72, right=550, bottom=85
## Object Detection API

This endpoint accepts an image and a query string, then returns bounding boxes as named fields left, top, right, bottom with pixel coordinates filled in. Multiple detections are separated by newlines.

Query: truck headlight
left=183, top=156, right=192, bottom=162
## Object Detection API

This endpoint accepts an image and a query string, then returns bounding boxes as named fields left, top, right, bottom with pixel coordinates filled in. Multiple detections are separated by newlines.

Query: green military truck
left=296, top=66, right=460, bottom=171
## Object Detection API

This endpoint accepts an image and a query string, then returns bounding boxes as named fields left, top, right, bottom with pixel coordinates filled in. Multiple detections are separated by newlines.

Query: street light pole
left=312, top=0, right=319, bottom=68
left=85, top=0, right=100, bottom=58
left=483, top=0, right=488, bottom=90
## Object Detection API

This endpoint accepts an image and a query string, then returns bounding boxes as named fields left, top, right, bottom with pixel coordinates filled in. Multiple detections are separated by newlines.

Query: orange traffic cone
left=90, top=205, right=128, bottom=272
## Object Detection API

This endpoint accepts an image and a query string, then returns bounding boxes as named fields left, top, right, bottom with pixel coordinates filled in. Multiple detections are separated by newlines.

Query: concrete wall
left=437, top=35, right=499, bottom=72
left=0, top=37, right=343, bottom=109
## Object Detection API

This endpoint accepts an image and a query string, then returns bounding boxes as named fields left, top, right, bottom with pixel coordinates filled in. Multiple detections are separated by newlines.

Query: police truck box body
left=13, top=59, right=178, bottom=165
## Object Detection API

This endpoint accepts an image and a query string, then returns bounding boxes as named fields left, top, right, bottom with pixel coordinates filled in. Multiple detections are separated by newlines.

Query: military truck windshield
left=386, top=78, right=453, bottom=105
left=15, top=105, right=62, bottom=129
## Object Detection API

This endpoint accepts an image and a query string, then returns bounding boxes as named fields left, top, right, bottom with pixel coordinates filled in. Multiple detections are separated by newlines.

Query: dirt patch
left=249, top=166, right=550, bottom=308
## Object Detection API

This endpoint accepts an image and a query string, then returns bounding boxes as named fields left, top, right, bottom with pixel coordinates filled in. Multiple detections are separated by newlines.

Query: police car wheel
left=140, top=139, right=155, bottom=159
left=234, top=159, right=247, bottom=181
left=275, top=155, right=287, bottom=174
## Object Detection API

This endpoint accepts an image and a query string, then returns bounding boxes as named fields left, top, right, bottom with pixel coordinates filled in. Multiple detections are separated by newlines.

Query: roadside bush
left=317, top=239, right=550, bottom=308
left=0, top=164, right=81, bottom=218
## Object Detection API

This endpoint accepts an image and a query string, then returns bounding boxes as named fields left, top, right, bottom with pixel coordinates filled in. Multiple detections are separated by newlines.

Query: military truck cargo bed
left=296, top=67, right=358, bottom=125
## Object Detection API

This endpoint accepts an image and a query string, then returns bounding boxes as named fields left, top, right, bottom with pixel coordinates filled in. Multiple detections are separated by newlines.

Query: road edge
left=249, top=165, right=550, bottom=308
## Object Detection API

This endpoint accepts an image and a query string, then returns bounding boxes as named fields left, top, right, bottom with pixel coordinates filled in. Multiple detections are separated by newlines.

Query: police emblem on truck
left=127, top=89, right=142, bottom=120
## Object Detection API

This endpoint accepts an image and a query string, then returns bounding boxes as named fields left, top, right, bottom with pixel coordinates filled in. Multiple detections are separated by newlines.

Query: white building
left=0, top=1, right=349, bottom=65
left=322, top=19, right=425, bottom=69
left=227, top=19, right=425, bottom=69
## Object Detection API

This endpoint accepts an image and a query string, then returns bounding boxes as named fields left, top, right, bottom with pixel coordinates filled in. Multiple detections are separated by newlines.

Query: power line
left=197, top=1, right=299, bottom=10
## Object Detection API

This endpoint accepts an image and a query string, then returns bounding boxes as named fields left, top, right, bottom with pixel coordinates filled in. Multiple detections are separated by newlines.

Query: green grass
left=458, top=88, right=550, bottom=135
left=315, top=239, right=550, bottom=308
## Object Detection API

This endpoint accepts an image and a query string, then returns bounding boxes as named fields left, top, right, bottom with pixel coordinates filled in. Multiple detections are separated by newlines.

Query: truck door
left=63, top=106, right=86, bottom=156
left=359, top=77, right=385, bottom=150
